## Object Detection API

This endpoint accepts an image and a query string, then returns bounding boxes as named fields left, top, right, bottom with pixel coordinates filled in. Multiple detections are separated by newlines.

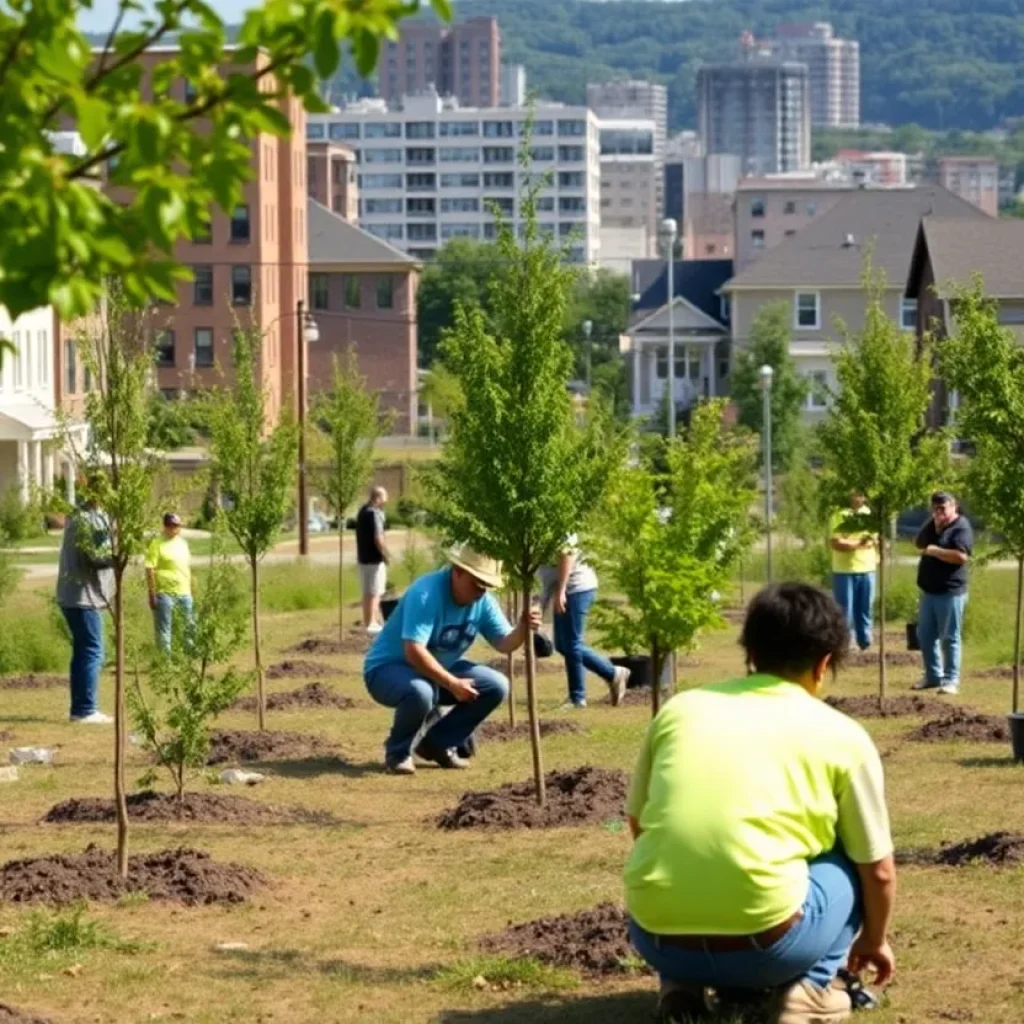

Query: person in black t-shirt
left=912, top=491, right=973, bottom=696
left=356, top=487, right=389, bottom=635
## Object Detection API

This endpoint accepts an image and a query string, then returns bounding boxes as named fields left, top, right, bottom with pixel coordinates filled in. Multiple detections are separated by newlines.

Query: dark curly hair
left=740, top=582, right=850, bottom=679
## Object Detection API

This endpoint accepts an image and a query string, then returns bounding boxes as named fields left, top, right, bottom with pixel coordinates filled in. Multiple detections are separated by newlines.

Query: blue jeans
left=154, top=593, right=194, bottom=653
left=630, top=847, right=861, bottom=992
left=61, top=606, right=105, bottom=718
left=832, top=572, right=875, bottom=650
left=553, top=588, right=615, bottom=704
left=918, top=590, right=967, bottom=686
left=364, top=659, right=509, bottom=761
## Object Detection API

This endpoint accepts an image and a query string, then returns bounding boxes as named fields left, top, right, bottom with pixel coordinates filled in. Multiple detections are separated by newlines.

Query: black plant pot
left=1009, top=713, right=1024, bottom=764
left=610, top=654, right=673, bottom=690
left=906, top=622, right=920, bottom=652
left=380, top=597, right=400, bottom=622
left=533, top=630, right=554, bottom=659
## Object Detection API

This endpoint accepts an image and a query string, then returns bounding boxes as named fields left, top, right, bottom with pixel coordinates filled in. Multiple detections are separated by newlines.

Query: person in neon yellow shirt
left=830, top=492, right=879, bottom=652
left=145, top=512, right=193, bottom=653
left=625, top=582, right=896, bottom=1024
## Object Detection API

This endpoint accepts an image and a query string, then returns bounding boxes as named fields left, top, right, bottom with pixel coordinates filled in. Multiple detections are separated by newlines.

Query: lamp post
left=296, top=299, right=320, bottom=557
left=582, top=319, right=593, bottom=392
left=759, top=363, right=774, bottom=581
left=659, top=218, right=678, bottom=436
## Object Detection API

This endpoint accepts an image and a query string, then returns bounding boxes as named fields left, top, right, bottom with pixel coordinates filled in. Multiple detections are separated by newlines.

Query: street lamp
left=296, top=299, right=320, bottom=558
left=659, top=218, right=678, bottom=436
left=582, top=319, right=593, bottom=392
left=759, top=363, right=774, bottom=581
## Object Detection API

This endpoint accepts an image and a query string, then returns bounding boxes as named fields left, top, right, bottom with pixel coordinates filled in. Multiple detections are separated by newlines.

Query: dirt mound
left=436, top=766, right=628, bottom=831
left=0, top=731, right=14, bottom=743
left=618, top=687, right=668, bottom=708
left=232, top=683, right=355, bottom=713
left=487, top=658, right=563, bottom=678
left=0, top=845, right=266, bottom=905
left=289, top=633, right=369, bottom=657
left=0, top=1005, right=52, bottom=1024
left=902, top=832, right=1024, bottom=867
left=974, top=666, right=1016, bottom=680
left=908, top=713, right=1010, bottom=743
left=42, top=791, right=332, bottom=826
left=265, top=660, right=332, bottom=681
left=205, top=730, right=337, bottom=765
left=477, top=720, right=583, bottom=743
left=825, top=695, right=960, bottom=719
left=0, top=674, right=63, bottom=691
left=846, top=650, right=920, bottom=668
left=481, top=903, right=640, bottom=977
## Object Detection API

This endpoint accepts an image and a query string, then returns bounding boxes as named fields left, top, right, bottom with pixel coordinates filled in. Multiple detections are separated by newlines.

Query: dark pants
left=553, top=588, right=615, bottom=705
left=61, top=606, right=104, bottom=718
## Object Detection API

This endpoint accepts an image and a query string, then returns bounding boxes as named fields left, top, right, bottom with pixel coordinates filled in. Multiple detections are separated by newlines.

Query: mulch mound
left=288, top=633, right=370, bottom=657
left=825, top=695, right=961, bottom=719
left=481, top=903, right=641, bottom=977
left=907, top=712, right=1010, bottom=743
left=845, top=650, right=920, bottom=668
left=42, top=791, right=333, bottom=826
left=435, top=766, right=628, bottom=831
left=205, top=730, right=338, bottom=766
left=900, top=832, right=1024, bottom=868
left=232, top=683, right=356, bottom=713
left=0, top=674, right=63, bottom=691
left=477, top=720, right=583, bottom=743
left=265, top=660, right=332, bottom=681
left=0, top=1006, right=52, bottom=1024
left=0, top=845, right=266, bottom=905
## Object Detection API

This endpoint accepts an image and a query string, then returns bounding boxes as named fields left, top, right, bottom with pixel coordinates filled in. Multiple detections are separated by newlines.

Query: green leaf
left=76, top=97, right=110, bottom=150
left=313, top=11, right=341, bottom=78
left=351, top=29, right=381, bottom=78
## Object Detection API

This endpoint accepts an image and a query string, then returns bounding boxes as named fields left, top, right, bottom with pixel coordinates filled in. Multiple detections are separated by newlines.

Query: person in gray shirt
left=56, top=491, right=114, bottom=723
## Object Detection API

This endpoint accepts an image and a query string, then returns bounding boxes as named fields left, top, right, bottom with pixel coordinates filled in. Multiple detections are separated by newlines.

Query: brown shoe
left=775, top=979, right=852, bottom=1024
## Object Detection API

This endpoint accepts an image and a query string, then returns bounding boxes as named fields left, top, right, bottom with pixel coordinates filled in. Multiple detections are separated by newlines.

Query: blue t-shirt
left=363, top=567, right=512, bottom=675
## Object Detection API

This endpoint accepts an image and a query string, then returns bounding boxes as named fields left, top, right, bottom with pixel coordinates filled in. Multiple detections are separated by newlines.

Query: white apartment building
left=307, top=92, right=602, bottom=264
left=598, top=118, right=658, bottom=267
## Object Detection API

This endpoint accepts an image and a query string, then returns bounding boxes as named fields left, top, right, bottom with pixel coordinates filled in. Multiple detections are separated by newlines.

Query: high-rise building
left=697, top=57, right=811, bottom=176
left=597, top=118, right=659, bottom=264
left=767, top=23, right=859, bottom=129
left=379, top=17, right=500, bottom=109
left=937, top=156, right=999, bottom=218
left=500, top=63, right=526, bottom=108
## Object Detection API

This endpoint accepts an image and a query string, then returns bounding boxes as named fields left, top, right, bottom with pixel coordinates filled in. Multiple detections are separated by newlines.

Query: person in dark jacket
left=356, top=486, right=389, bottom=635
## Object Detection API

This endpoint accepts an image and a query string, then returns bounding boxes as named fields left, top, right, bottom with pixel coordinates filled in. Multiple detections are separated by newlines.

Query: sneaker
left=938, top=681, right=961, bottom=696
left=776, top=979, right=852, bottom=1024
left=658, top=979, right=708, bottom=1022
left=911, top=677, right=940, bottom=691
left=834, top=969, right=880, bottom=1011
left=608, top=666, right=630, bottom=707
left=455, top=733, right=477, bottom=760
left=385, top=755, right=416, bottom=775
left=558, top=699, right=587, bottom=711
left=366, top=622, right=383, bottom=636
left=70, top=711, right=113, bottom=724
left=414, top=741, right=470, bottom=769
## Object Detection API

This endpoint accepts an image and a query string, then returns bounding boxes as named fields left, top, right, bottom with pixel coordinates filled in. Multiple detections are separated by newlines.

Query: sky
left=79, top=0, right=250, bottom=34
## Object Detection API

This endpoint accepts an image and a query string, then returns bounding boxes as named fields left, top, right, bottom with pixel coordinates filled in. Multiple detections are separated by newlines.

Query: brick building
left=307, top=141, right=359, bottom=221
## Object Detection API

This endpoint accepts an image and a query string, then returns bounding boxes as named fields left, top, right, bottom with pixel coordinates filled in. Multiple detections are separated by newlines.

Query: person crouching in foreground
left=363, top=544, right=541, bottom=775
left=625, top=582, right=896, bottom=1024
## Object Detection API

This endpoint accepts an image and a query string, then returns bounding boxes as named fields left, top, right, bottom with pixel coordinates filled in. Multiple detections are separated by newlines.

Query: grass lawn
left=0, top=566, right=1023, bottom=1023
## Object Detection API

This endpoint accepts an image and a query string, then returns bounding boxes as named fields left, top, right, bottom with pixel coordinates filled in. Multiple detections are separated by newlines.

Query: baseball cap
left=163, top=512, right=182, bottom=527
left=930, top=491, right=956, bottom=507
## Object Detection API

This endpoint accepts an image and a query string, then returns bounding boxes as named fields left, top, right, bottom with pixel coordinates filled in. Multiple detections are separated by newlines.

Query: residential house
left=306, top=199, right=420, bottom=434
left=622, top=260, right=734, bottom=419
left=722, top=186, right=986, bottom=422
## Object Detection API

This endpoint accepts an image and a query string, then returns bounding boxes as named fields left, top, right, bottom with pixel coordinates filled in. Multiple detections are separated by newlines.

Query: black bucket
left=380, top=596, right=400, bottom=622
left=610, top=655, right=673, bottom=690
left=906, top=622, right=920, bottom=652
left=1009, top=713, right=1024, bottom=764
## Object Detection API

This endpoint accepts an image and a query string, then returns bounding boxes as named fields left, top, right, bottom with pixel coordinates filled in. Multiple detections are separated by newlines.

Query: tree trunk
left=877, top=508, right=887, bottom=708
left=1014, top=556, right=1023, bottom=715
left=521, top=583, right=545, bottom=806
left=250, top=557, right=265, bottom=731
left=506, top=592, right=517, bottom=728
left=651, top=640, right=662, bottom=718
left=338, top=525, right=345, bottom=642
left=114, top=575, right=129, bottom=879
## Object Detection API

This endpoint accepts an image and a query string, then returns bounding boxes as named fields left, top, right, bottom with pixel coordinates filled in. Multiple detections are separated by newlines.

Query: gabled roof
left=629, top=295, right=728, bottom=336
left=307, top=199, right=420, bottom=268
left=906, top=216, right=1024, bottom=300
left=630, top=259, right=733, bottom=326
left=723, top=186, right=986, bottom=292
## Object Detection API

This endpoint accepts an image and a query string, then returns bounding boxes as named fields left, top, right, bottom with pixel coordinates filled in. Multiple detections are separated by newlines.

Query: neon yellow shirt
left=830, top=506, right=879, bottom=575
left=624, top=675, right=892, bottom=936
left=144, top=535, right=192, bottom=597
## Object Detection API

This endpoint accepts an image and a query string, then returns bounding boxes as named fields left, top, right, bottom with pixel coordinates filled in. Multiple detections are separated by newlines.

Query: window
left=795, top=292, right=820, bottom=329
left=231, top=266, right=252, bottom=306
left=440, top=197, right=479, bottom=213
left=311, top=273, right=329, bottom=310
left=558, top=146, right=584, bottom=162
left=367, top=223, right=404, bottom=241
left=720, top=296, right=730, bottom=322
left=84, top=362, right=92, bottom=392
left=405, top=121, right=435, bottom=139
left=329, top=122, right=360, bottom=140
left=783, top=200, right=797, bottom=215
left=364, top=148, right=403, bottom=164
left=483, top=171, right=514, bottom=188
left=901, top=298, right=918, bottom=331
left=365, top=122, right=401, bottom=138
left=440, top=223, right=481, bottom=240
left=306, top=122, right=325, bottom=140
left=64, top=338, right=76, bottom=394
left=406, top=172, right=436, bottom=190
left=407, top=223, right=437, bottom=241
left=483, top=120, right=514, bottom=138
left=361, top=173, right=403, bottom=189
left=484, top=197, right=514, bottom=216
left=376, top=275, right=394, bottom=309
left=536, top=196, right=555, bottom=212
left=406, top=197, right=436, bottom=216
left=998, top=304, right=1024, bottom=325
left=483, top=146, right=514, bottom=164
left=559, top=196, right=585, bottom=213
left=365, top=198, right=403, bottom=214
left=530, top=146, right=555, bottom=162
left=558, top=171, right=584, bottom=188
left=440, top=146, right=480, bottom=163
left=230, top=205, right=250, bottom=243
left=406, top=147, right=436, bottom=165
left=194, top=328, right=214, bottom=368
left=751, top=230, right=765, bottom=248
left=344, top=275, right=361, bottom=309
left=558, top=119, right=586, bottom=137
left=807, top=202, right=818, bottom=216
left=750, top=198, right=765, bottom=218
left=439, top=121, right=479, bottom=137
left=806, top=370, right=829, bottom=410
left=440, top=173, right=479, bottom=188
left=183, top=78, right=198, bottom=103
left=37, top=330, right=48, bottom=386
left=155, top=330, right=175, bottom=368
left=192, top=264, right=213, bottom=305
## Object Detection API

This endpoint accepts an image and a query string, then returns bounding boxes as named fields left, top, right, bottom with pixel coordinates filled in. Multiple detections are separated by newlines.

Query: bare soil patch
left=435, top=766, right=628, bottom=831
left=0, top=730, right=14, bottom=742
left=231, top=682, right=356, bottom=713
left=288, top=633, right=369, bottom=657
left=0, top=1005, right=53, bottom=1024
left=42, top=791, right=334, bottom=826
left=0, top=674, right=63, bottom=691
left=477, top=720, right=583, bottom=743
left=0, top=845, right=266, bottom=905
left=265, top=660, right=332, bottom=681
left=973, top=666, right=1016, bottom=680
left=846, top=650, right=920, bottom=668
left=205, top=730, right=338, bottom=766
left=825, top=695, right=960, bottom=719
left=907, top=713, right=1010, bottom=743
left=900, top=832, right=1024, bottom=867
left=617, top=687, right=666, bottom=708
left=481, top=903, right=641, bottom=977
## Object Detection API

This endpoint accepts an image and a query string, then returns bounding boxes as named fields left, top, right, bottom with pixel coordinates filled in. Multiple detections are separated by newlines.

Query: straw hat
left=447, top=543, right=503, bottom=590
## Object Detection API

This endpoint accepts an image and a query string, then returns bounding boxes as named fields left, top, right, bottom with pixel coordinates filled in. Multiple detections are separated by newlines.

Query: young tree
left=205, top=327, right=298, bottom=731
left=942, top=282, right=1024, bottom=713
left=0, top=0, right=448, bottom=322
left=730, top=302, right=810, bottom=471
left=419, top=363, right=464, bottom=442
left=424, top=151, right=622, bottom=806
left=818, top=266, right=947, bottom=701
left=589, top=402, right=758, bottom=716
left=310, top=352, right=388, bottom=641
left=129, top=529, right=250, bottom=806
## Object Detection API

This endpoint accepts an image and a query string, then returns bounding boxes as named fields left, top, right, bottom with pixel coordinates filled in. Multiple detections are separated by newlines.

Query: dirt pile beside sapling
left=205, top=730, right=338, bottom=765
left=232, top=683, right=355, bottom=713
left=436, top=766, right=628, bottom=831
left=907, top=713, right=1010, bottom=743
left=846, top=650, right=919, bottom=668
left=477, top=720, right=583, bottom=743
left=289, top=633, right=369, bottom=657
left=900, top=832, right=1024, bottom=867
left=0, top=674, right=63, bottom=691
left=825, top=695, right=962, bottom=719
left=265, top=660, right=333, bottom=680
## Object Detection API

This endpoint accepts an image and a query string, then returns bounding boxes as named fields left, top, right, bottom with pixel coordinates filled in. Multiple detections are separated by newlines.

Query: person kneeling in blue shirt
left=363, top=544, right=541, bottom=775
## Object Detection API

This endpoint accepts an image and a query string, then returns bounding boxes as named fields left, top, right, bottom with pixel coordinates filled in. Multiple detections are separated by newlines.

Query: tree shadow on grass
left=435, top=992, right=658, bottom=1024
left=208, top=946, right=436, bottom=985
left=263, top=757, right=382, bottom=780
left=957, top=756, right=1024, bottom=769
